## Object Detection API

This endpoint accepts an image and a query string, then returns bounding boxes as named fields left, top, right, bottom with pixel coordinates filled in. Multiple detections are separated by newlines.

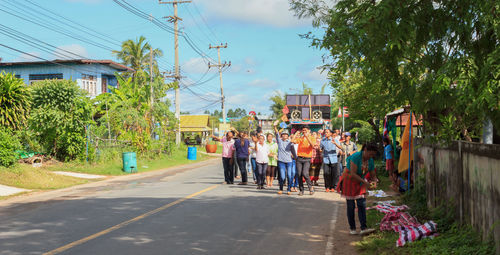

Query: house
left=0, top=59, right=133, bottom=96
left=180, top=115, right=212, bottom=145
left=256, top=115, right=274, bottom=134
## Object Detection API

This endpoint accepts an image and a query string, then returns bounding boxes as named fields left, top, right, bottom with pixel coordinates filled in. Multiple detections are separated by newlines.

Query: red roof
left=395, top=112, right=422, bottom=127
left=0, top=59, right=134, bottom=72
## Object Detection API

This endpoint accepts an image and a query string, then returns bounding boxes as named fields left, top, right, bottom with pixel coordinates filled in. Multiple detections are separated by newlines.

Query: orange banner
left=398, top=114, right=414, bottom=173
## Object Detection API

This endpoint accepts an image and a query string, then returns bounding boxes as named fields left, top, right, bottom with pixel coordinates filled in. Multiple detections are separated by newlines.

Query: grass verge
left=49, top=146, right=211, bottom=176
left=0, top=146, right=212, bottom=193
left=357, top=168, right=496, bottom=255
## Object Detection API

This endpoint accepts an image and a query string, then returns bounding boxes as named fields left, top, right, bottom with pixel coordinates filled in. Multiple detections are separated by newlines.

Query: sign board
left=218, top=124, right=231, bottom=136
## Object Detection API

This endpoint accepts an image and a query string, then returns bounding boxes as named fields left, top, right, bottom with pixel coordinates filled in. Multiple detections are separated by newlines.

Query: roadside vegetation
left=357, top=168, right=496, bottom=255
left=0, top=37, right=213, bottom=193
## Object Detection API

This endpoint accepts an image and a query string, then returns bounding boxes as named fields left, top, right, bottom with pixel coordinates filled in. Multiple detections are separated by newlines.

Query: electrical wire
left=113, top=0, right=218, bottom=64
left=192, top=2, right=221, bottom=43
left=0, top=4, right=115, bottom=51
left=0, top=43, right=106, bottom=75
left=0, top=24, right=87, bottom=59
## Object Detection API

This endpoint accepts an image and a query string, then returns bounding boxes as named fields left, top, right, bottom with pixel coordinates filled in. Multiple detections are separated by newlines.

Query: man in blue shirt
left=274, top=125, right=294, bottom=195
left=320, top=129, right=344, bottom=192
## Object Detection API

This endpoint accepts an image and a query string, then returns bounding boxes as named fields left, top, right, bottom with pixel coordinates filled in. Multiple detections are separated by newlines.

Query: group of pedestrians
left=212, top=124, right=379, bottom=235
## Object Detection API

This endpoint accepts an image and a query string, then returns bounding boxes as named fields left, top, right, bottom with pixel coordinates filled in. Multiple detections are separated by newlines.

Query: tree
left=112, top=36, right=163, bottom=74
left=93, top=73, right=176, bottom=153
left=232, top=116, right=250, bottom=132
left=269, top=90, right=286, bottom=118
left=29, top=80, right=92, bottom=161
left=0, top=72, right=30, bottom=130
left=291, top=0, right=500, bottom=142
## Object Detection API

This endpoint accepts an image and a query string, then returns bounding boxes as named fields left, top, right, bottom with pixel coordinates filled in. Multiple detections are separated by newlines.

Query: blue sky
left=0, top=0, right=329, bottom=115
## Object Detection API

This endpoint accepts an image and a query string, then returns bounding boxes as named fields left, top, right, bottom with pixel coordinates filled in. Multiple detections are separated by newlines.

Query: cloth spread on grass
left=375, top=204, right=438, bottom=247
left=368, top=189, right=390, bottom=197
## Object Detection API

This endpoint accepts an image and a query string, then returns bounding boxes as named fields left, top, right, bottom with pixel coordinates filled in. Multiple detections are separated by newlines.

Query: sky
left=0, top=0, right=329, bottom=115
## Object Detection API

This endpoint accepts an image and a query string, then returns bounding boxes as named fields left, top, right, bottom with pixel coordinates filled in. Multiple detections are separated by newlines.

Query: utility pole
left=150, top=46, right=154, bottom=134
left=208, top=43, right=230, bottom=125
left=159, top=0, right=191, bottom=145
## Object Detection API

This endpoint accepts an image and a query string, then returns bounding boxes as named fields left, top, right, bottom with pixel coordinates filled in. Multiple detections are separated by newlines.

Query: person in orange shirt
left=292, top=126, right=317, bottom=196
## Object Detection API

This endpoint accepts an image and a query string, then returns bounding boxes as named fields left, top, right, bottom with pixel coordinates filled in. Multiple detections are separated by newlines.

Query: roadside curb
left=0, top=158, right=219, bottom=208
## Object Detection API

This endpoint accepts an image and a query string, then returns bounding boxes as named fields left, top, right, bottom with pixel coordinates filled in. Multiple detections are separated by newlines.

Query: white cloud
left=182, top=57, right=213, bottom=74
left=53, top=44, right=89, bottom=59
left=244, top=57, right=257, bottom=66
left=248, top=78, right=278, bottom=88
left=197, top=0, right=310, bottom=27
left=298, top=67, right=328, bottom=81
left=226, top=94, right=247, bottom=104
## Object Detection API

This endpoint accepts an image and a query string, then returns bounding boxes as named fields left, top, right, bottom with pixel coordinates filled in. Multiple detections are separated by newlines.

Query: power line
left=191, top=2, right=221, bottom=43
left=20, top=0, right=122, bottom=47
left=1, top=1, right=175, bottom=70
left=0, top=24, right=87, bottom=59
left=0, top=43, right=106, bottom=75
left=112, top=0, right=217, bottom=64
left=0, top=4, right=115, bottom=51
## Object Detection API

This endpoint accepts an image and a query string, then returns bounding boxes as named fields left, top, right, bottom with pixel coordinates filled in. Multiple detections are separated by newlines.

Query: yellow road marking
left=43, top=184, right=219, bottom=255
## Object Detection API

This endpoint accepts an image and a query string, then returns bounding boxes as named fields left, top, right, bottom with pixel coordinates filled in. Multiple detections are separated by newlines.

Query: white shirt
left=249, top=141, right=257, bottom=158
left=256, top=143, right=270, bottom=164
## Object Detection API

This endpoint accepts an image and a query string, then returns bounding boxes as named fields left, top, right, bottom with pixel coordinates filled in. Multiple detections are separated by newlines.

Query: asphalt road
left=0, top=159, right=347, bottom=255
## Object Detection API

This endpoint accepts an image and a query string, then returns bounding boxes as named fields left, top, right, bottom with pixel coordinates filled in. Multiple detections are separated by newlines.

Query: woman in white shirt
left=253, top=134, right=270, bottom=190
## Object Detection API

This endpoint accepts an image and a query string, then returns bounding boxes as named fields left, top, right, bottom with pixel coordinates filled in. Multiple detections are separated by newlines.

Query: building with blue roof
left=0, top=59, right=133, bottom=96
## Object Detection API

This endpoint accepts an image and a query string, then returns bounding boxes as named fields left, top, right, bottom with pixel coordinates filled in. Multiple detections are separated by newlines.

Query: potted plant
left=205, top=135, right=218, bottom=153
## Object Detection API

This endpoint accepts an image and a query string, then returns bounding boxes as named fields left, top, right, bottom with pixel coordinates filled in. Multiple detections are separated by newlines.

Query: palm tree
left=0, top=72, right=30, bottom=130
left=112, top=36, right=163, bottom=73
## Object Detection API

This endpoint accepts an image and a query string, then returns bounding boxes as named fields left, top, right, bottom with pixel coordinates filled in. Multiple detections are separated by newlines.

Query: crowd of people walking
left=212, top=124, right=379, bottom=235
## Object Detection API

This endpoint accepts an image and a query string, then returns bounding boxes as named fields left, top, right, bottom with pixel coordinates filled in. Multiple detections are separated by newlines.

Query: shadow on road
left=0, top=187, right=350, bottom=255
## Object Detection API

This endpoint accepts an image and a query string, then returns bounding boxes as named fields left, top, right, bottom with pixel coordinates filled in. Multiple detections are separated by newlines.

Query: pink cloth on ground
left=375, top=204, right=438, bottom=247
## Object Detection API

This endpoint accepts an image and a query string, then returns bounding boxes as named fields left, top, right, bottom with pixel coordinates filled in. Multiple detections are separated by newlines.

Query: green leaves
left=0, top=72, right=30, bottom=130
left=0, top=127, right=20, bottom=167
left=29, top=79, right=92, bottom=161
left=292, top=0, right=500, bottom=141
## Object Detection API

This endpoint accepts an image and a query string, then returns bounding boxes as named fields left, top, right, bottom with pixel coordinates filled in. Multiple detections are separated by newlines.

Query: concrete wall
left=415, top=140, right=500, bottom=252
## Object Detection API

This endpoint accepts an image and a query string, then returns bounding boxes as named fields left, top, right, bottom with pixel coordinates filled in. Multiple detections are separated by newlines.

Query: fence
left=414, top=140, right=500, bottom=252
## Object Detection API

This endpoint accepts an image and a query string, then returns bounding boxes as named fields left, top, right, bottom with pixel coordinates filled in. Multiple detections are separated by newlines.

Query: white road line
left=325, top=203, right=340, bottom=255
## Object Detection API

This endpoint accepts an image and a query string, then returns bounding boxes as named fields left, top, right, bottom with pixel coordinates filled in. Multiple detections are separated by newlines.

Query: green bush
left=350, top=120, right=376, bottom=144
left=29, top=79, right=92, bottom=161
left=0, top=72, right=31, bottom=130
left=0, top=128, right=21, bottom=167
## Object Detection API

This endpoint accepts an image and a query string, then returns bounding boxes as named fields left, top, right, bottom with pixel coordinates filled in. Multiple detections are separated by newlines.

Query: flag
left=398, top=114, right=414, bottom=173
left=337, top=107, right=349, bottom=118
left=282, top=105, right=289, bottom=114
left=383, top=117, right=389, bottom=137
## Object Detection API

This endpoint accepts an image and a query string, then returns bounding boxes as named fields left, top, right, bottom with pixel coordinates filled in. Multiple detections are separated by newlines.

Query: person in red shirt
left=291, top=126, right=317, bottom=196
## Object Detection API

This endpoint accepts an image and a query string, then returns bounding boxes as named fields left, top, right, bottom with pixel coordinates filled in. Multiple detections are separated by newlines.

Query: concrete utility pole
left=159, top=0, right=191, bottom=145
left=150, top=46, right=154, bottom=133
left=208, top=43, right=230, bottom=125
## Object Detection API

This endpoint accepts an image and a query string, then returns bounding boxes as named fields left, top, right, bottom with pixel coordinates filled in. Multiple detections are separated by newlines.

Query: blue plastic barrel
left=122, top=152, right=138, bottom=173
left=187, top=146, right=197, bottom=160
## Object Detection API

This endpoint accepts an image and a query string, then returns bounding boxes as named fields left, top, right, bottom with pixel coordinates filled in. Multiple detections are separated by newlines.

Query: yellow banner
left=398, top=115, right=414, bottom=173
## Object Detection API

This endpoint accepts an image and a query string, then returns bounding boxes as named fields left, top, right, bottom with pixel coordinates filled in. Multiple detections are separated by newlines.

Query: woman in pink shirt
left=212, top=131, right=236, bottom=184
